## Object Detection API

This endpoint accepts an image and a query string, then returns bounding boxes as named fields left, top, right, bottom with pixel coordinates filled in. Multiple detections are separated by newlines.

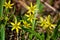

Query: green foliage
left=22, top=27, right=45, bottom=40
left=29, top=34, right=34, bottom=40
left=0, top=0, right=5, bottom=40
left=0, top=0, right=5, bottom=18
left=0, top=24, right=5, bottom=40
left=52, top=20, right=60, bottom=40
left=36, top=0, right=44, bottom=13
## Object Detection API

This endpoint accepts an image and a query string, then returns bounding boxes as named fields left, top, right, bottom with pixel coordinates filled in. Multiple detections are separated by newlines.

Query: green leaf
left=29, top=34, right=34, bottom=40
left=52, top=20, right=60, bottom=40
left=0, top=0, right=5, bottom=18
left=0, top=24, right=5, bottom=40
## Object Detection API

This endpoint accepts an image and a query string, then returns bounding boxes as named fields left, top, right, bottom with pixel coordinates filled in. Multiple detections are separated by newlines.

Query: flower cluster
left=10, top=2, right=37, bottom=33
left=39, top=15, right=56, bottom=30
left=25, top=2, right=37, bottom=22
left=8, top=1, right=56, bottom=34
left=10, top=19, right=32, bottom=33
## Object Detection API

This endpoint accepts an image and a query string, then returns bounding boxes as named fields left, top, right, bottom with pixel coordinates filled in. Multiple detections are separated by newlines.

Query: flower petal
left=16, top=28, right=19, bottom=33
left=11, top=27, right=15, bottom=31
left=5, top=2, right=7, bottom=5
left=30, top=2, right=32, bottom=7
left=8, top=1, right=11, bottom=4
left=18, top=26, right=21, bottom=29
left=25, top=14, right=29, bottom=17
left=17, top=22, right=20, bottom=25
left=11, top=22, right=15, bottom=26
left=27, top=10, right=31, bottom=13
left=34, top=5, right=37, bottom=8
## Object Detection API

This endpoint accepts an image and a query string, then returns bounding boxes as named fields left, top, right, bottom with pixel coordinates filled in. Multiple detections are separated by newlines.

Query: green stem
left=5, top=8, right=9, bottom=15
left=31, top=0, right=41, bottom=39
left=32, top=18, right=36, bottom=31
left=1, top=24, right=5, bottom=40
left=0, top=0, right=5, bottom=18
left=32, top=7, right=37, bottom=31
left=46, top=32, right=51, bottom=40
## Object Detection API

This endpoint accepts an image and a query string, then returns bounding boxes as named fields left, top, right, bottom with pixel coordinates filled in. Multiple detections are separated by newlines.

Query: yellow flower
left=25, top=13, right=34, bottom=22
left=10, top=20, right=21, bottom=33
left=26, top=2, right=37, bottom=14
left=45, top=15, right=56, bottom=29
left=39, top=15, right=56, bottom=30
left=23, top=21, right=31, bottom=28
left=3, top=1, right=14, bottom=9
left=40, top=17, right=48, bottom=28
